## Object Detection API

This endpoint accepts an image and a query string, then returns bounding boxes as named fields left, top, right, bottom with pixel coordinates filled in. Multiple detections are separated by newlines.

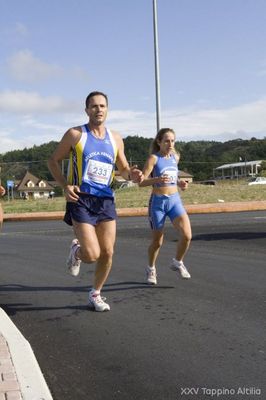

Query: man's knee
left=80, top=247, right=100, bottom=263
left=100, top=247, right=114, bottom=262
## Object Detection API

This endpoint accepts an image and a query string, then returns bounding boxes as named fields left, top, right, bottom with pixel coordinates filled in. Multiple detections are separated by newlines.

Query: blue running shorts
left=64, top=193, right=117, bottom=226
left=149, top=192, right=186, bottom=230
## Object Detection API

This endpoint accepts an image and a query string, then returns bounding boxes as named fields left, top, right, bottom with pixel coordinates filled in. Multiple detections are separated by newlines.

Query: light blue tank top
left=67, top=124, right=117, bottom=197
left=152, top=153, right=178, bottom=187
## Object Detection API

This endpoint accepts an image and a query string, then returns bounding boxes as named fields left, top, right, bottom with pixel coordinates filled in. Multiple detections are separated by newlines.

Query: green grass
left=1, top=180, right=265, bottom=214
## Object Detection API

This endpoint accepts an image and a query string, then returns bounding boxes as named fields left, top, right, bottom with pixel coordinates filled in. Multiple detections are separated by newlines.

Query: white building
left=16, top=171, right=54, bottom=199
left=214, top=160, right=263, bottom=179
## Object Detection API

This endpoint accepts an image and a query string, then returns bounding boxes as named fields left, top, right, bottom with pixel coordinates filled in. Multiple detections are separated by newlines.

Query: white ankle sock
left=90, top=288, right=100, bottom=296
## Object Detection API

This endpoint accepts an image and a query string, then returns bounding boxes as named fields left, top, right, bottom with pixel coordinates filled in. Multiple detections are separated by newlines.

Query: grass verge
left=1, top=181, right=266, bottom=214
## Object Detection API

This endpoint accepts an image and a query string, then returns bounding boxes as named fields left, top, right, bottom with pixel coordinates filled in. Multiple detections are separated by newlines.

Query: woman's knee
left=177, top=215, right=192, bottom=243
left=182, top=231, right=192, bottom=243
left=150, top=237, right=163, bottom=250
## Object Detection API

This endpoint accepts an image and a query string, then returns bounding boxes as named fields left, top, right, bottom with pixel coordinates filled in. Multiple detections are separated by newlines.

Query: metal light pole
left=153, top=0, right=161, bottom=132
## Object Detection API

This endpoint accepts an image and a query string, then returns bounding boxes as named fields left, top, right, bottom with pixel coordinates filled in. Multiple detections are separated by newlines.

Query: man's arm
left=113, top=132, right=143, bottom=183
left=47, top=127, right=81, bottom=201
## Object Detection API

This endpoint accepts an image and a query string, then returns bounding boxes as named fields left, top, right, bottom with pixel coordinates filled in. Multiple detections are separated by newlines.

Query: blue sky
left=1, top=0, right=266, bottom=154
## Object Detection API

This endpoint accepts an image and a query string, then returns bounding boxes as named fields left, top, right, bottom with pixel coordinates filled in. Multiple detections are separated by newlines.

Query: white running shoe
left=145, top=266, right=157, bottom=285
left=170, top=258, right=191, bottom=279
left=66, top=239, right=81, bottom=277
left=88, top=291, right=110, bottom=312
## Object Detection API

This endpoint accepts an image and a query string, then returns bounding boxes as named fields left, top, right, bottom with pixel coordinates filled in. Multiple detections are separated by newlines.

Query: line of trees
left=123, top=136, right=266, bottom=180
left=0, top=136, right=266, bottom=184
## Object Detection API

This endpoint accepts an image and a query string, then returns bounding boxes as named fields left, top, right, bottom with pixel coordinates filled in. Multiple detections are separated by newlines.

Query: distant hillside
left=0, top=136, right=265, bottom=182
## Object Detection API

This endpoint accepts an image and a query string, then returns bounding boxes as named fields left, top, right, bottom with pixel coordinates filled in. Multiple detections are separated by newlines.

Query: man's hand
left=64, top=185, right=80, bottom=202
left=0, top=186, right=6, bottom=197
left=129, top=165, right=144, bottom=183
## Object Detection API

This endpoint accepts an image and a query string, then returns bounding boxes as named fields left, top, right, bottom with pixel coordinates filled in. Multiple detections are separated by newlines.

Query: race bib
left=164, top=169, right=177, bottom=183
left=84, top=159, right=113, bottom=185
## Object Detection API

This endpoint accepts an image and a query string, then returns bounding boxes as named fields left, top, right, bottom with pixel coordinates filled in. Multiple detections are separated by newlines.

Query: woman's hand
left=178, top=180, right=189, bottom=191
left=159, top=174, right=172, bottom=184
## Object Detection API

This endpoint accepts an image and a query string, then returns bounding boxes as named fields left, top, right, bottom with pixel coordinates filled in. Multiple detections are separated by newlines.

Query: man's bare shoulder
left=63, top=126, right=83, bottom=145
left=110, top=130, right=123, bottom=146
left=67, top=125, right=82, bottom=137
left=110, top=129, right=121, bottom=139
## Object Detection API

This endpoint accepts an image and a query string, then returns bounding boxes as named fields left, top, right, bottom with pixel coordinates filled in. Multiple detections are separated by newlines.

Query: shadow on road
left=0, top=281, right=174, bottom=315
left=192, top=231, right=266, bottom=241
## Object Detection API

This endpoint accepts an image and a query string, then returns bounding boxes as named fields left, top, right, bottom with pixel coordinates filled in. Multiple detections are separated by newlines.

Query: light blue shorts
left=148, top=192, right=186, bottom=230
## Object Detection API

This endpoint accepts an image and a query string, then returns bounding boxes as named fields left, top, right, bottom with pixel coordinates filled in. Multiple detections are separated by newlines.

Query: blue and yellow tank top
left=152, top=152, right=178, bottom=187
left=67, top=124, right=118, bottom=197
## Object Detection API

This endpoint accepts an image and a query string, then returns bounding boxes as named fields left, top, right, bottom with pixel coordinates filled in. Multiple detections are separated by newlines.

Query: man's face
left=85, top=95, right=108, bottom=125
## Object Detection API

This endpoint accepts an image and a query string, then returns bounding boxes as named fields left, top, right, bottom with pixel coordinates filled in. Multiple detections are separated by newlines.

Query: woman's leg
left=172, top=212, right=192, bottom=261
left=148, top=229, right=164, bottom=267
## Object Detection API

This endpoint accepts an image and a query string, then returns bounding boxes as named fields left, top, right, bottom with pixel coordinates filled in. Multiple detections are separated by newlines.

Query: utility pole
left=153, top=0, right=161, bottom=132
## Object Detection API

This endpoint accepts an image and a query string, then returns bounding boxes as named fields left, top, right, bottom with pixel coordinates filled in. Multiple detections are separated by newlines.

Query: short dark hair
left=85, top=91, right=108, bottom=108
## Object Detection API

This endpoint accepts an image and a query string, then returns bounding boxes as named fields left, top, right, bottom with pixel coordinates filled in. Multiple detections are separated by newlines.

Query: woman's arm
left=138, top=155, right=160, bottom=187
left=174, top=151, right=188, bottom=191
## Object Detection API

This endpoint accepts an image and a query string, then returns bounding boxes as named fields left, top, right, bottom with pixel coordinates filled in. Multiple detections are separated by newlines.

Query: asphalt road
left=1, top=211, right=265, bottom=400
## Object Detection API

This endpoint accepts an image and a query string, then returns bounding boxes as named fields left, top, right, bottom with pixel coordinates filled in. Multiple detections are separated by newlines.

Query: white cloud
left=5, top=50, right=90, bottom=84
left=0, top=90, right=79, bottom=114
left=7, top=50, right=63, bottom=83
left=0, top=129, right=26, bottom=153
left=0, top=94, right=266, bottom=154
left=108, top=98, right=266, bottom=140
left=161, top=98, right=266, bottom=140
left=108, top=110, right=156, bottom=137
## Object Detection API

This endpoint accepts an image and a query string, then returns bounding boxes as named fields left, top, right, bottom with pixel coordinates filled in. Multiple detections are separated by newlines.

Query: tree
left=0, top=137, right=265, bottom=184
left=258, top=161, right=266, bottom=177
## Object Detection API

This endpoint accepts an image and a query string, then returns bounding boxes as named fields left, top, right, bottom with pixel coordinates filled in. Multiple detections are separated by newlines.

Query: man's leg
left=66, top=221, right=100, bottom=277
left=72, top=220, right=101, bottom=263
left=94, top=219, right=116, bottom=291
left=87, top=220, right=116, bottom=312
left=72, top=218, right=116, bottom=284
